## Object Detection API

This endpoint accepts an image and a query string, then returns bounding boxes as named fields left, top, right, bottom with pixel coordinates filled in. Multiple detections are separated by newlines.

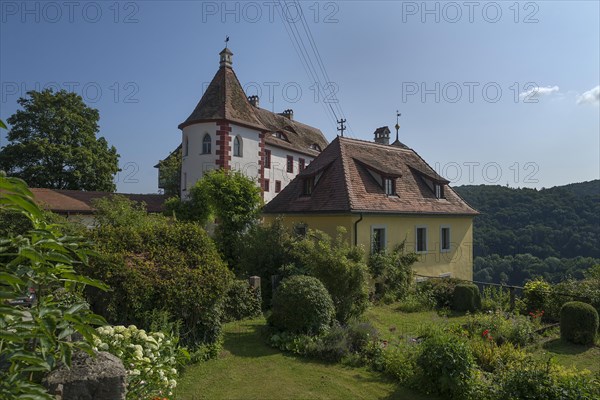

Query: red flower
left=482, top=329, right=490, bottom=337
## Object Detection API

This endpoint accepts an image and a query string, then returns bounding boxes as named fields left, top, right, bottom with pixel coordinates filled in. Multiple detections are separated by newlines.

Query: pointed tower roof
left=178, top=48, right=266, bottom=130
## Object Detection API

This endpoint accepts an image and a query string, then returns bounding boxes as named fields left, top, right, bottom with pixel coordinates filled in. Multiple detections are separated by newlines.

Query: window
left=264, top=179, right=270, bottom=192
left=264, top=149, right=271, bottom=169
left=275, top=180, right=281, bottom=193
left=440, top=226, right=451, bottom=252
left=182, top=172, right=187, bottom=191
left=435, top=184, right=444, bottom=199
left=310, top=143, right=321, bottom=152
left=202, top=134, right=211, bottom=154
left=273, top=131, right=288, bottom=141
left=416, top=226, right=428, bottom=253
left=286, top=155, right=293, bottom=173
left=384, top=177, right=395, bottom=195
left=299, top=158, right=306, bottom=171
left=233, top=136, right=242, bottom=157
left=371, top=227, right=386, bottom=254
left=302, top=177, right=314, bottom=196
left=184, top=135, right=189, bottom=156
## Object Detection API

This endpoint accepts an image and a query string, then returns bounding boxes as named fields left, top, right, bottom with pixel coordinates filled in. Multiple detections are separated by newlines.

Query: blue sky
left=1, top=0, right=598, bottom=193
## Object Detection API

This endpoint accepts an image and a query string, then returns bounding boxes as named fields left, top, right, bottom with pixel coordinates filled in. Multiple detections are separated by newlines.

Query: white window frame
left=384, top=177, right=395, bottom=196
left=233, top=136, right=243, bottom=157
left=415, top=225, right=428, bottom=253
left=202, top=133, right=211, bottom=155
left=440, top=225, right=451, bottom=253
left=371, top=225, right=387, bottom=254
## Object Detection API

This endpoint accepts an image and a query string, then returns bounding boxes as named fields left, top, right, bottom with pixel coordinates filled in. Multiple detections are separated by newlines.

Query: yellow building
left=263, top=133, right=478, bottom=280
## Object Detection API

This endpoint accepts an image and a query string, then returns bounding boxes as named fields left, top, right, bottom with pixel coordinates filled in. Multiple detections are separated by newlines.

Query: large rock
left=45, top=351, right=126, bottom=400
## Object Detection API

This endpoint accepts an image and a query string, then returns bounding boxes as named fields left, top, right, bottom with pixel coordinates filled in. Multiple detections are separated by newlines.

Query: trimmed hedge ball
left=452, top=283, right=482, bottom=312
left=268, top=275, right=335, bottom=334
left=560, top=301, right=599, bottom=345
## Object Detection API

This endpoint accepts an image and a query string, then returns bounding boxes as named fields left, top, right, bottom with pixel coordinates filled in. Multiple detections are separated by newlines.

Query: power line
left=276, top=1, right=339, bottom=133
left=277, top=1, right=354, bottom=137
left=293, top=0, right=355, bottom=137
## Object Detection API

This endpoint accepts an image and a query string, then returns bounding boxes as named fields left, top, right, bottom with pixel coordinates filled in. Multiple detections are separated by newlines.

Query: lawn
left=529, top=336, right=600, bottom=373
left=176, top=305, right=599, bottom=399
left=364, top=303, right=469, bottom=341
left=175, top=318, right=434, bottom=400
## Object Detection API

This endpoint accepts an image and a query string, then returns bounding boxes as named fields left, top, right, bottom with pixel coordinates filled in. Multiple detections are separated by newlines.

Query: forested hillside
left=455, top=181, right=600, bottom=285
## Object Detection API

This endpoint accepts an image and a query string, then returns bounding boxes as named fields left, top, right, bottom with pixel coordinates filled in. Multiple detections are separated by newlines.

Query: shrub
left=523, top=278, right=551, bottom=316
left=415, top=331, right=476, bottom=398
left=418, top=278, right=462, bottom=308
left=397, top=290, right=436, bottom=313
left=382, top=342, right=419, bottom=384
left=452, top=283, right=481, bottom=312
left=236, top=219, right=293, bottom=305
left=85, top=220, right=233, bottom=348
left=93, top=325, right=188, bottom=399
left=560, top=301, right=599, bottom=345
left=368, top=242, right=418, bottom=301
left=464, top=310, right=536, bottom=347
left=269, top=275, right=335, bottom=334
left=268, top=320, right=379, bottom=363
left=481, top=286, right=511, bottom=312
left=0, top=176, right=109, bottom=399
left=290, top=229, right=370, bottom=323
left=548, top=278, right=600, bottom=324
left=223, top=279, right=262, bottom=322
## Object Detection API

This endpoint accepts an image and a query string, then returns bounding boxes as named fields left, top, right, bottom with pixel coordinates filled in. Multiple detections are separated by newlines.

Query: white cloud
left=577, top=85, right=600, bottom=105
left=519, top=85, right=560, bottom=99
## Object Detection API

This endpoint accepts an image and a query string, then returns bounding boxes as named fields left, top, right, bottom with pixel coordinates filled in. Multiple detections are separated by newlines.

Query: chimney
left=280, top=109, right=294, bottom=120
left=248, top=95, right=259, bottom=107
left=374, top=126, right=391, bottom=145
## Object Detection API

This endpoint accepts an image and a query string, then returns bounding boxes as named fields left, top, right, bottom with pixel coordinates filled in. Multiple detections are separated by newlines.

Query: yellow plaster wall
left=264, top=213, right=474, bottom=280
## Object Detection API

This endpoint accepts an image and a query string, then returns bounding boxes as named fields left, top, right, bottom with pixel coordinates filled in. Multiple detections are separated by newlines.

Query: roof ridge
left=337, top=137, right=354, bottom=211
left=339, top=136, right=414, bottom=152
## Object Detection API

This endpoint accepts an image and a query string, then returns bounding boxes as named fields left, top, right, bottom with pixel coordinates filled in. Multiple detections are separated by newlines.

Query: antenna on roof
left=337, top=118, right=346, bottom=137
left=225, top=36, right=230, bottom=48
left=395, top=111, right=401, bottom=142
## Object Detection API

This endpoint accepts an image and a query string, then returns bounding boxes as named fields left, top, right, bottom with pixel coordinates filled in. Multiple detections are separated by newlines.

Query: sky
left=1, top=0, right=599, bottom=194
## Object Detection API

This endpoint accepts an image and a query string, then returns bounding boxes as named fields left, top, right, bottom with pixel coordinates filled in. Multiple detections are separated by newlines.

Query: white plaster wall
left=264, top=145, right=315, bottom=203
left=180, top=122, right=218, bottom=197
left=229, top=125, right=261, bottom=181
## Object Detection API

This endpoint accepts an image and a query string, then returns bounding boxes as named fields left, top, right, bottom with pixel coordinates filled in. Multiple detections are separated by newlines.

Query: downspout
left=353, top=212, right=363, bottom=246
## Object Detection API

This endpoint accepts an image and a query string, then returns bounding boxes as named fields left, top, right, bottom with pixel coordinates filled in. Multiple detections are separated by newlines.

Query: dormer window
left=435, top=183, right=444, bottom=199
left=302, top=176, right=315, bottom=196
left=384, top=177, right=396, bottom=196
left=310, top=143, right=322, bottom=152
left=273, top=131, right=288, bottom=141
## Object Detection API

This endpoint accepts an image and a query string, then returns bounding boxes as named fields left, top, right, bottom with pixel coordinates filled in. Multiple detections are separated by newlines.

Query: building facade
left=263, top=135, right=479, bottom=280
left=163, top=48, right=328, bottom=202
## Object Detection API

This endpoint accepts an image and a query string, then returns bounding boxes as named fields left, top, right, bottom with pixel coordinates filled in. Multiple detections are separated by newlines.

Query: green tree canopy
left=0, top=89, right=120, bottom=191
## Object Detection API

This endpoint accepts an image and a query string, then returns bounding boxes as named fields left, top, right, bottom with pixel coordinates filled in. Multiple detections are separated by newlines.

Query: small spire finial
left=225, top=35, right=229, bottom=48
left=394, top=111, right=401, bottom=142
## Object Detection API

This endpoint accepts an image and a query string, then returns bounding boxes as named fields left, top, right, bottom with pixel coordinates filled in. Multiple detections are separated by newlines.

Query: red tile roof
left=30, top=189, right=165, bottom=214
left=176, top=48, right=328, bottom=157
left=263, top=137, right=478, bottom=216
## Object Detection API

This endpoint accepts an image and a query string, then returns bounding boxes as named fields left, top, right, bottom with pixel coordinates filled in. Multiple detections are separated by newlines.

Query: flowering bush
left=464, top=311, right=536, bottom=347
left=93, top=325, right=188, bottom=399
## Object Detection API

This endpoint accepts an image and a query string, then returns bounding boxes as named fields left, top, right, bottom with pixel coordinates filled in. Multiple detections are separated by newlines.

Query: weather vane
left=225, top=36, right=230, bottom=48
left=395, top=111, right=401, bottom=142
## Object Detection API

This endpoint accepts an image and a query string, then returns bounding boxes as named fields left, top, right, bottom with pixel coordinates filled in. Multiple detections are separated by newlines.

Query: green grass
left=175, top=318, right=433, bottom=400
left=364, top=303, right=469, bottom=341
left=530, top=337, right=600, bottom=373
